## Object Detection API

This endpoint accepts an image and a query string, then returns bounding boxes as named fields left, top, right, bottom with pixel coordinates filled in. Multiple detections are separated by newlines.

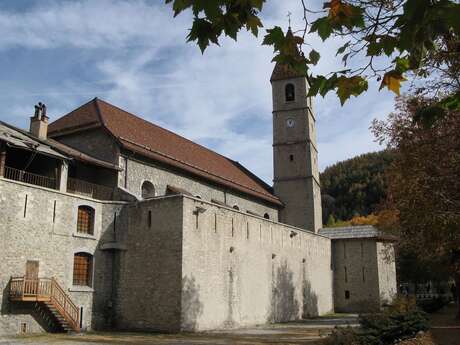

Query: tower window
left=233, top=205, right=240, bottom=211
left=263, top=213, right=270, bottom=219
left=345, top=290, right=350, bottom=299
left=285, top=83, right=295, bottom=102
left=289, top=154, right=294, bottom=162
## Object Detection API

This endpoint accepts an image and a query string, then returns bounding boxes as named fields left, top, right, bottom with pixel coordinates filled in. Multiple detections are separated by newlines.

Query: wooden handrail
left=50, top=278, right=80, bottom=331
left=9, top=277, right=80, bottom=332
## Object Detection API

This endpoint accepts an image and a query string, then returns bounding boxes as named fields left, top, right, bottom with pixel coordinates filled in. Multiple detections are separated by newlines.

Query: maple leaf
left=336, top=75, right=368, bottom=105
left=379, top=71, right=407, bottom=96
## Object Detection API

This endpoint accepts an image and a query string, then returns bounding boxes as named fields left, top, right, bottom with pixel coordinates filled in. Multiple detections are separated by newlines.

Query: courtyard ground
left=0, top=316, right=358, bottom=345
left=430, top=303, right=460, bottom=345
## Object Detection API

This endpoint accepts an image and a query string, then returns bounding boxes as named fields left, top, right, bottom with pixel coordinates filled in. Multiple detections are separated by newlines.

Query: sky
left=0, top=0, right=397, bottom=184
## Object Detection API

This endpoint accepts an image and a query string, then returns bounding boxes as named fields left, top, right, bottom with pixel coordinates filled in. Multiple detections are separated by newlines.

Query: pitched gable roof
left=49, top=98, right=282, bottom=206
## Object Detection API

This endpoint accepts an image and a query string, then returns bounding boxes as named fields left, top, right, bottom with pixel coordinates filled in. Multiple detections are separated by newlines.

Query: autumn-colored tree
left=166, top=0, right=460, bottom=112
left=372, top=97, right=460, bottom=316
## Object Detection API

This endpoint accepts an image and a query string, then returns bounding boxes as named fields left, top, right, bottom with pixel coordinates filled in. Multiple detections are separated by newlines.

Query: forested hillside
left=320, top=150, right=394, bottom=224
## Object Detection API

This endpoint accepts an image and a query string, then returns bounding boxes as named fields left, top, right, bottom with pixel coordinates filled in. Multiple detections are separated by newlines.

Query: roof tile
left=49, top=98, right=281, bottom=206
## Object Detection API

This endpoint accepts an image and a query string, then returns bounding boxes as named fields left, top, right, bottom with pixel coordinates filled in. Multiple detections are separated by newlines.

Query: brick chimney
left=30, top=102, right=49, bottom=140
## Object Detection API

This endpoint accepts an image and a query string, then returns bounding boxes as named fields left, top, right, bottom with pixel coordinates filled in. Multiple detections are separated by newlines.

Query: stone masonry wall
left=332, top=239, right=381, bottom=313
left=0, top=178, right=125, bottom=335
left=120, top=156, right=279, bottom=221
left=377, top=242, right=397, bottom=303
left=181, top=196, right=333, bottom=331
left=115, top=196, right=184, bottom=332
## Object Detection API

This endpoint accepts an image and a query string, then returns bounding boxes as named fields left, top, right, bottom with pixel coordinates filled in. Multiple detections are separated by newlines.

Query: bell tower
left=271, top=32, right=322, bottom=232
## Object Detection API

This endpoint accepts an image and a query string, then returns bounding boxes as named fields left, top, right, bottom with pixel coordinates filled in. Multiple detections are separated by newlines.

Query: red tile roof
left=49, top=98, right=281, bottom=206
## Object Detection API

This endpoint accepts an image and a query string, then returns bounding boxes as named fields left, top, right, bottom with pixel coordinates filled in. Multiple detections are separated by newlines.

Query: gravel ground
left=0, top=319, right=360, bottom=345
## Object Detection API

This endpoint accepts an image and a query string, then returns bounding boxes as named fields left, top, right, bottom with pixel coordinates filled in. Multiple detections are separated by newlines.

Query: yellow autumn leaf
left=329, top=0, right=354, bottom=23
left=379, top=71, right=406, bottom=96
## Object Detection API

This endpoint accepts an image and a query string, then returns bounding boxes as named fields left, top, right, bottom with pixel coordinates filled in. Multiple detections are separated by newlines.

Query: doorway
left=25, top=260, right=39, bottom=279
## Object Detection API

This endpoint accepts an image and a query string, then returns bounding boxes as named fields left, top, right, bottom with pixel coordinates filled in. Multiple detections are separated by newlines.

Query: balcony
left=67, top=177, right=113, bottom=200
left=2, top=166, right=114, bottom=201
left=4, top=166, right=56, bottom=189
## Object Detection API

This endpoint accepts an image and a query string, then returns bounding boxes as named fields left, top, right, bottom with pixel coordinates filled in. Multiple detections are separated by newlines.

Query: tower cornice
left=273, top=175, right=321, bottom=186
left=272, top=139, right=318, bottom=153
left=273, top=107, right=316, bottom=121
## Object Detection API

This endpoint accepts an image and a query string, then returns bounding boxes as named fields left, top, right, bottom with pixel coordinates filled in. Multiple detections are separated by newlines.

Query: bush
left=417, top=296, right=449, bottom=313
left=358, top=310, right=429, bottom=345
left=325, top=297, right=429, bottom=345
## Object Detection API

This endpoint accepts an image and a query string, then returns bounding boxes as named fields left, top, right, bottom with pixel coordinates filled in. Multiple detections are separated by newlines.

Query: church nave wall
left=121, top=156, right=279, bottom=221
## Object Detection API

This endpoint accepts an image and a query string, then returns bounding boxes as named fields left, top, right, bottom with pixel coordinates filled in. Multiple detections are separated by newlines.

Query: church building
left=0, top=56, right=397, bottom=335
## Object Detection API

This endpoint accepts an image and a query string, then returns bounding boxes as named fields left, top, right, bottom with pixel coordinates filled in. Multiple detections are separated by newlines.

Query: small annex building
left=0, top=52, right=397, bottom=335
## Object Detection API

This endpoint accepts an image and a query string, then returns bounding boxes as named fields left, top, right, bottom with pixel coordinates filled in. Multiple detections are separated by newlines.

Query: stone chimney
left=30, top=102, right=48, bottom=140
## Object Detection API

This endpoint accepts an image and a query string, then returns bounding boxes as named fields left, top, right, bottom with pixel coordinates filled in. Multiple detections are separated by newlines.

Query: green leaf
left=246, top=15, right=263, bottom=36
left=381, top=36, right=397, bottom=56
left=395, top=57, right=410, bottom=73
left=187, top=18, right=219, bottom=53
left=336, top=41, right=350, bottom=55
left=308, top=76, right=328, bottom=97
left=310, top=17, right=333, bottom=41
left=262, top=26, right=284, bottom=50
left=367, top=41, right=382, bottom=56
left=309, top=50, right=320, bottom=65
left=336, top=76, right=368, bottom=105
left=166, top=0, right=193, bottom=17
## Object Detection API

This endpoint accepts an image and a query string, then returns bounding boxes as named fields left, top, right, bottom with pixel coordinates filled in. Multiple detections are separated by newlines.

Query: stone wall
left=54, top=129, right=120, bottom=165
left=120, top=156, right=279, bottom=221
left=181, top=196, right=333, bottom=331
left=0, top=178, right=125, bottom=335
left=332, top=239, right=386, bottom=313
left=114, top=196, right=184, bottom=332
left=377, top=242, right=397, bottom=303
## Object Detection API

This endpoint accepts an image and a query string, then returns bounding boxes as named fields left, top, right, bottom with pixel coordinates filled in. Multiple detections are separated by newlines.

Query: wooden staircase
left=9, top=277, right=80, bottom=332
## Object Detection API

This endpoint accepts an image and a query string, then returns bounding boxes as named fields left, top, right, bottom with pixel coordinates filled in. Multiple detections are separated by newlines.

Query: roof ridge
left=49, top=97, right=102, bottom=132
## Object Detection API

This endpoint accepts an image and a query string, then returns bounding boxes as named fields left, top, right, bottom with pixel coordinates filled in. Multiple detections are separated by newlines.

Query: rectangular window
left=345, top=290, right=350, bottom=299
left=73, top=253, right=93, bottom=287
left=77, top=207, right=94, bottom=235
left=344, top=266, right=348, bottom=283
left=362, top=267, right=366, bottom=282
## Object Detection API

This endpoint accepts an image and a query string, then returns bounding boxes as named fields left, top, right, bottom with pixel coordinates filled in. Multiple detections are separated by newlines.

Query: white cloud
left=0, top=0, right=396, bottom=184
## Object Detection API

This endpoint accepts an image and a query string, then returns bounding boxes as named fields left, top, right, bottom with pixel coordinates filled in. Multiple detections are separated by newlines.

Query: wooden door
left=25, top=260, right=39, bottom=279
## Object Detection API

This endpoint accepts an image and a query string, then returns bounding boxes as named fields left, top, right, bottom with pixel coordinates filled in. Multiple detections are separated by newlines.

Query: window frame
left=76, top=206, right=95, bottom=236
left=285, top=83, right=295, bottom=102
left=141, top=180, right=156, bottom=199
left=72, top=252, right=94, bottom=287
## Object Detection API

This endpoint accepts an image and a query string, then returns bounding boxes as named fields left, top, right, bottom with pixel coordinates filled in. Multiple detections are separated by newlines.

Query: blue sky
left=0, top=0, right=396, bottom=183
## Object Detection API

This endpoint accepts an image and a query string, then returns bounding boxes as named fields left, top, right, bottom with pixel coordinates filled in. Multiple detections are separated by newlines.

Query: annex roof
left=319, top=225, right=397, bottom=242
left=0, top=121, right=67, bottom=160
left=0, top=121, right=119, bottom=171
left=48, top=98, right=282, bottom=206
